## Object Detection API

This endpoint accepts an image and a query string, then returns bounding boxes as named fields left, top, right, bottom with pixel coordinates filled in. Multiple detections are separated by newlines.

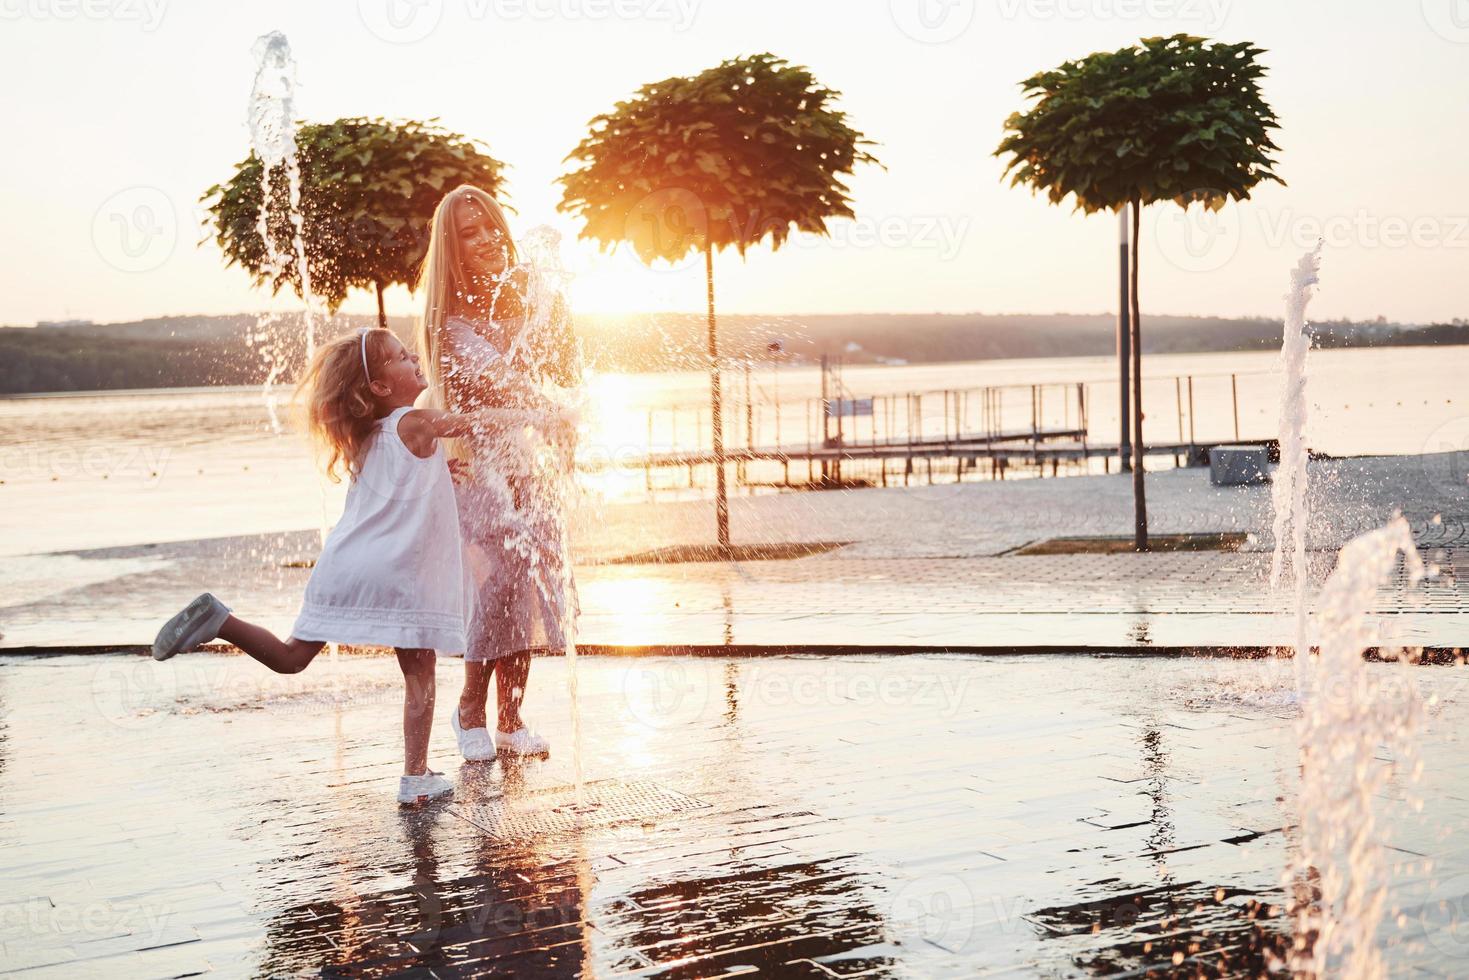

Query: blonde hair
left=297, top=328, right=394, bottom=481
left=415, top=185, right=517, bottom=420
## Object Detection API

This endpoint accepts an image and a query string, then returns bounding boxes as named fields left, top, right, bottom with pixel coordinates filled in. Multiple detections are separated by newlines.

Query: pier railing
left=588, top=368, right=1274, bottom=491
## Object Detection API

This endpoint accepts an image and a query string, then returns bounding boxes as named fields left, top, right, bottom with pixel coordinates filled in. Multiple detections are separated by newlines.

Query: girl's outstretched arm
left=397, top=407, right=573, bottom=457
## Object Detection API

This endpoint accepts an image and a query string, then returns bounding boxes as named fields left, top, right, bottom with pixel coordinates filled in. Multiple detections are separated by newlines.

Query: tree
left=996, top=35, right=1282, bottom=550
left=203, top=117, right=509, bottom=327
left=559, top=52, right=879, bottom=551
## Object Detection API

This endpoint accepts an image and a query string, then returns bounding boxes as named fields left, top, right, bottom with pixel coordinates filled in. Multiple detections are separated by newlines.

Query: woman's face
left=454, top=198, right=510, bottom=280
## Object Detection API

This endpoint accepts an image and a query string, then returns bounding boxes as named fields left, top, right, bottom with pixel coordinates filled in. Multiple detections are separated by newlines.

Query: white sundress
left=291, top=406, right=473, bottom=652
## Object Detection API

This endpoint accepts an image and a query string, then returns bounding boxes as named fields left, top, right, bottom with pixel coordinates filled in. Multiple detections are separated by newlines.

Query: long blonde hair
left=414, top=184, right=517, bottom=419
left=297, top=328, right=393, bottom=481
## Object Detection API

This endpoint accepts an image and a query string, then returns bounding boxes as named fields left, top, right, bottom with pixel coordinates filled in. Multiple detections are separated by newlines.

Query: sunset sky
left=2, top=0, right=1465, bottom=327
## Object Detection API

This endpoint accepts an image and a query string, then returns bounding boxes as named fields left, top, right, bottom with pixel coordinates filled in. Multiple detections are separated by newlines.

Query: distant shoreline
left=3, top=311, right=1465, bottom=396
left=6, top=341, right=1469, bottom=400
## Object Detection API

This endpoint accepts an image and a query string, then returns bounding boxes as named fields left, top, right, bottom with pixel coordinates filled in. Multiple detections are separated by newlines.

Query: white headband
left=359, top=328, right=372, bottom=383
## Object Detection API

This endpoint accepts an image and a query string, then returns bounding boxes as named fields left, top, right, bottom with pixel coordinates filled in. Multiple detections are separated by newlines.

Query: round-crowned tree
left=559, top=52, right=880, bottom=549
left=996, top=34, right=1283, bottom=550
left=203, top=116, right=509, bottom=327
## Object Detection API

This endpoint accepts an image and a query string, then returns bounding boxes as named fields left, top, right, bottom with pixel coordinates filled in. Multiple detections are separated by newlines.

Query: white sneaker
left=496, top=726, right=550, bottom=758
left=397, top=770, right=454, bottom=805
left=152, top=593, right=231, bottom=661
left=451, top=707, right=497, bottom=762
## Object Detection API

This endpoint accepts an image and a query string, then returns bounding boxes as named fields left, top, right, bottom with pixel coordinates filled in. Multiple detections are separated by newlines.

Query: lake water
left=2, top=346, right=1464, bottom=560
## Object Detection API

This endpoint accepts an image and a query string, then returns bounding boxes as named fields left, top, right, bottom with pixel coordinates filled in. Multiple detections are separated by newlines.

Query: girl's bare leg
left=397, top=648, right=436, bottom=776
left=459, top=660, right=493, bottom=730
left=217, top=615, right=325, bottom=674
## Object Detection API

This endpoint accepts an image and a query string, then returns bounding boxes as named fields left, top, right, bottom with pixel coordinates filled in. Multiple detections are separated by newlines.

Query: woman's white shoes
left=451, top=707, right=497, bottom=762
left=152, top=593, right=231, bottom=661
left=398, top=770, right=454, bottom=805
left=496, top=726, right=550, bottom=758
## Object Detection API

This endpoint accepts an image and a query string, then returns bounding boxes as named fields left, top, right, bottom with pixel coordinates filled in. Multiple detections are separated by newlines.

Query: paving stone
left=2, top=653, right=1468, bottom=975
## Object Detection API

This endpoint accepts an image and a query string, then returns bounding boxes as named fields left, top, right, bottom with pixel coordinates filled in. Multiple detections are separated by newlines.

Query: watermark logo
left=1413, top=870, right=1469, bottom=957
left=92, top=186, right=176, bottom=273
left=995, top=0, right=1229, bottom=29
left=358, top=0, right=444, bottom=43
left=1420, top=417, right=1469, bottom=501
left=623, top=187, right=709, bottom=275
left=467, top=0, right=699, bottom=29
left=790, top=214, right=971, bottom=261
left=890, top=0, right=975, bottom=43
left=90, top=658, right=175, bottom=730
left=1422, top=0, right=1469, bottom=42
left=0, top=0, right=168, bottom=30
left=1152, top=194, right=1242, bottom=273
left=620, top=660, right=712, bottom=729
left=890, top=874, right=976, bottom=951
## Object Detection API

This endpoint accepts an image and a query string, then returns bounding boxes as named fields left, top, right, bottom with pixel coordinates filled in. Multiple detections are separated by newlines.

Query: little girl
left=152, top=327, right=545, bottom=805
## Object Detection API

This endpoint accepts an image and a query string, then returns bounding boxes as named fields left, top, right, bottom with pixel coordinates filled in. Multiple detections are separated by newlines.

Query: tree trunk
left=1117, top=205, right=1132, bottom=472
left=706, top=243, right=730, bottom=551
left=375, top=280, right=387, bottom=330
left=1130, top=198, right=1148, bottom=551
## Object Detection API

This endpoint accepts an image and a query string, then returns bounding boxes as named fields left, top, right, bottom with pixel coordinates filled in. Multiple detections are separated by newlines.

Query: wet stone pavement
left=5, top=652, right=1469, bottom=976
left=6, top=456, right=1469, bottom=652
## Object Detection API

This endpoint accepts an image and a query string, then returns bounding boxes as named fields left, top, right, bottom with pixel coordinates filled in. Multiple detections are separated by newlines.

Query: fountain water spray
left=247, top=31, right=318, bottom=430
left=1271, top=243, right=1322, bottom=663
left=1285, top=517, right=1425, bottom=978
left=457, top=227, right=590, bottom=810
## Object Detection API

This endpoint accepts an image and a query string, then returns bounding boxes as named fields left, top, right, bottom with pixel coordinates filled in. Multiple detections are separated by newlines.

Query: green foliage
left=202, top=117, right=509, bottom=313
left=995, top=34, right=1283, bottom=213
left=558, top=53, right=880, bottom=263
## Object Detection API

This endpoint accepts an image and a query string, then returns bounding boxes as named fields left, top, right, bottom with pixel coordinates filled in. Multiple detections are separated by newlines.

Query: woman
left=414, top=184, right=579, bottom=760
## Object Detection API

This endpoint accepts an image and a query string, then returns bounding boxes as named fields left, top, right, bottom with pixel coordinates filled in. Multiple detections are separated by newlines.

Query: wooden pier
left=585, top=367, right=1270, bottom=492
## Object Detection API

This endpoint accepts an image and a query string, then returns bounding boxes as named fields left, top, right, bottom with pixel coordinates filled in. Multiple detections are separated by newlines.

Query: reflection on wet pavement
left=3, top=653, right=1469, bottom=976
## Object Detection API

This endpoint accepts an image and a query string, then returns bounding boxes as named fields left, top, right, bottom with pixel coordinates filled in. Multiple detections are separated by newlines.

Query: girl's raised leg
left=217, top=615, right=325, bottom=674
left=397, top=648, right=437, bottom=776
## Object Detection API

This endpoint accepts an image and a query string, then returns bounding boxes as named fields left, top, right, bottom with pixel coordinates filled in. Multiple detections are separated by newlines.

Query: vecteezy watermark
left=1153, top=196, right=1469, bottom=274
left=1421, top=0, right=1469, bottom=43
left=92, top=186, right=177, bottom=274
left=889, top=0, right=975, bottom=43
left=358, top=0, right=696, bottom=42
left=468, top=0, right=698, bottom=28
left=1258, top=210, right=1469, bottom=252
left=357, top=0, right=444, bottom=43
left=0, top=0, right=167, bottom=30
left=90, top=658, right=176, bottom=730
left=790, top=214, right=971, bottom=262
left=621, top=660, right=715, bottom=729
left=889, top=874, right=978, bottom=951
left=995, top=0, right=1229, bottom=29
left=1150, top=195, right=1243, bottom=274
left=739, top=665, right=973, bottom=714
left=0, top=444, right=171, bottom=483
left=1420, top=417, right=1469, bottom=501
left=1, top=898, right=177, bottom=945
left=620, top=187, right=710, bottom=275
left=1411, top=870, right=1469, bottom=957
left=621, top=188, right=972, bottom=271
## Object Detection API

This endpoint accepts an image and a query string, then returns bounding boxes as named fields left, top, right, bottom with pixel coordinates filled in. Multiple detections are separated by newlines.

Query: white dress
left=291, top=407, right=473, bottom=652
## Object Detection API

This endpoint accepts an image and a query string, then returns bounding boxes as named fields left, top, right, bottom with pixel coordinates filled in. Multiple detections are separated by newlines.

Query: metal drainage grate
left=450, top=778, right=710, bottom=841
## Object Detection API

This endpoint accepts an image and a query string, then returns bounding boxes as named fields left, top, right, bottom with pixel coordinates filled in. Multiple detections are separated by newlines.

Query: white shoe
left=496, top=726, right=549, bottom=758
left=398, top=770, right=454, bottom=805
left=152, top=593, right=231, bottom=661
left=452, top=707, right=497, bottom=762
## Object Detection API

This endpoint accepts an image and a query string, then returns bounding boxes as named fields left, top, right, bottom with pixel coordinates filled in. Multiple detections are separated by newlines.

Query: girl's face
left=454, top=198, right=510, bottom=279
left=369, top=333, right=426, bottom=403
